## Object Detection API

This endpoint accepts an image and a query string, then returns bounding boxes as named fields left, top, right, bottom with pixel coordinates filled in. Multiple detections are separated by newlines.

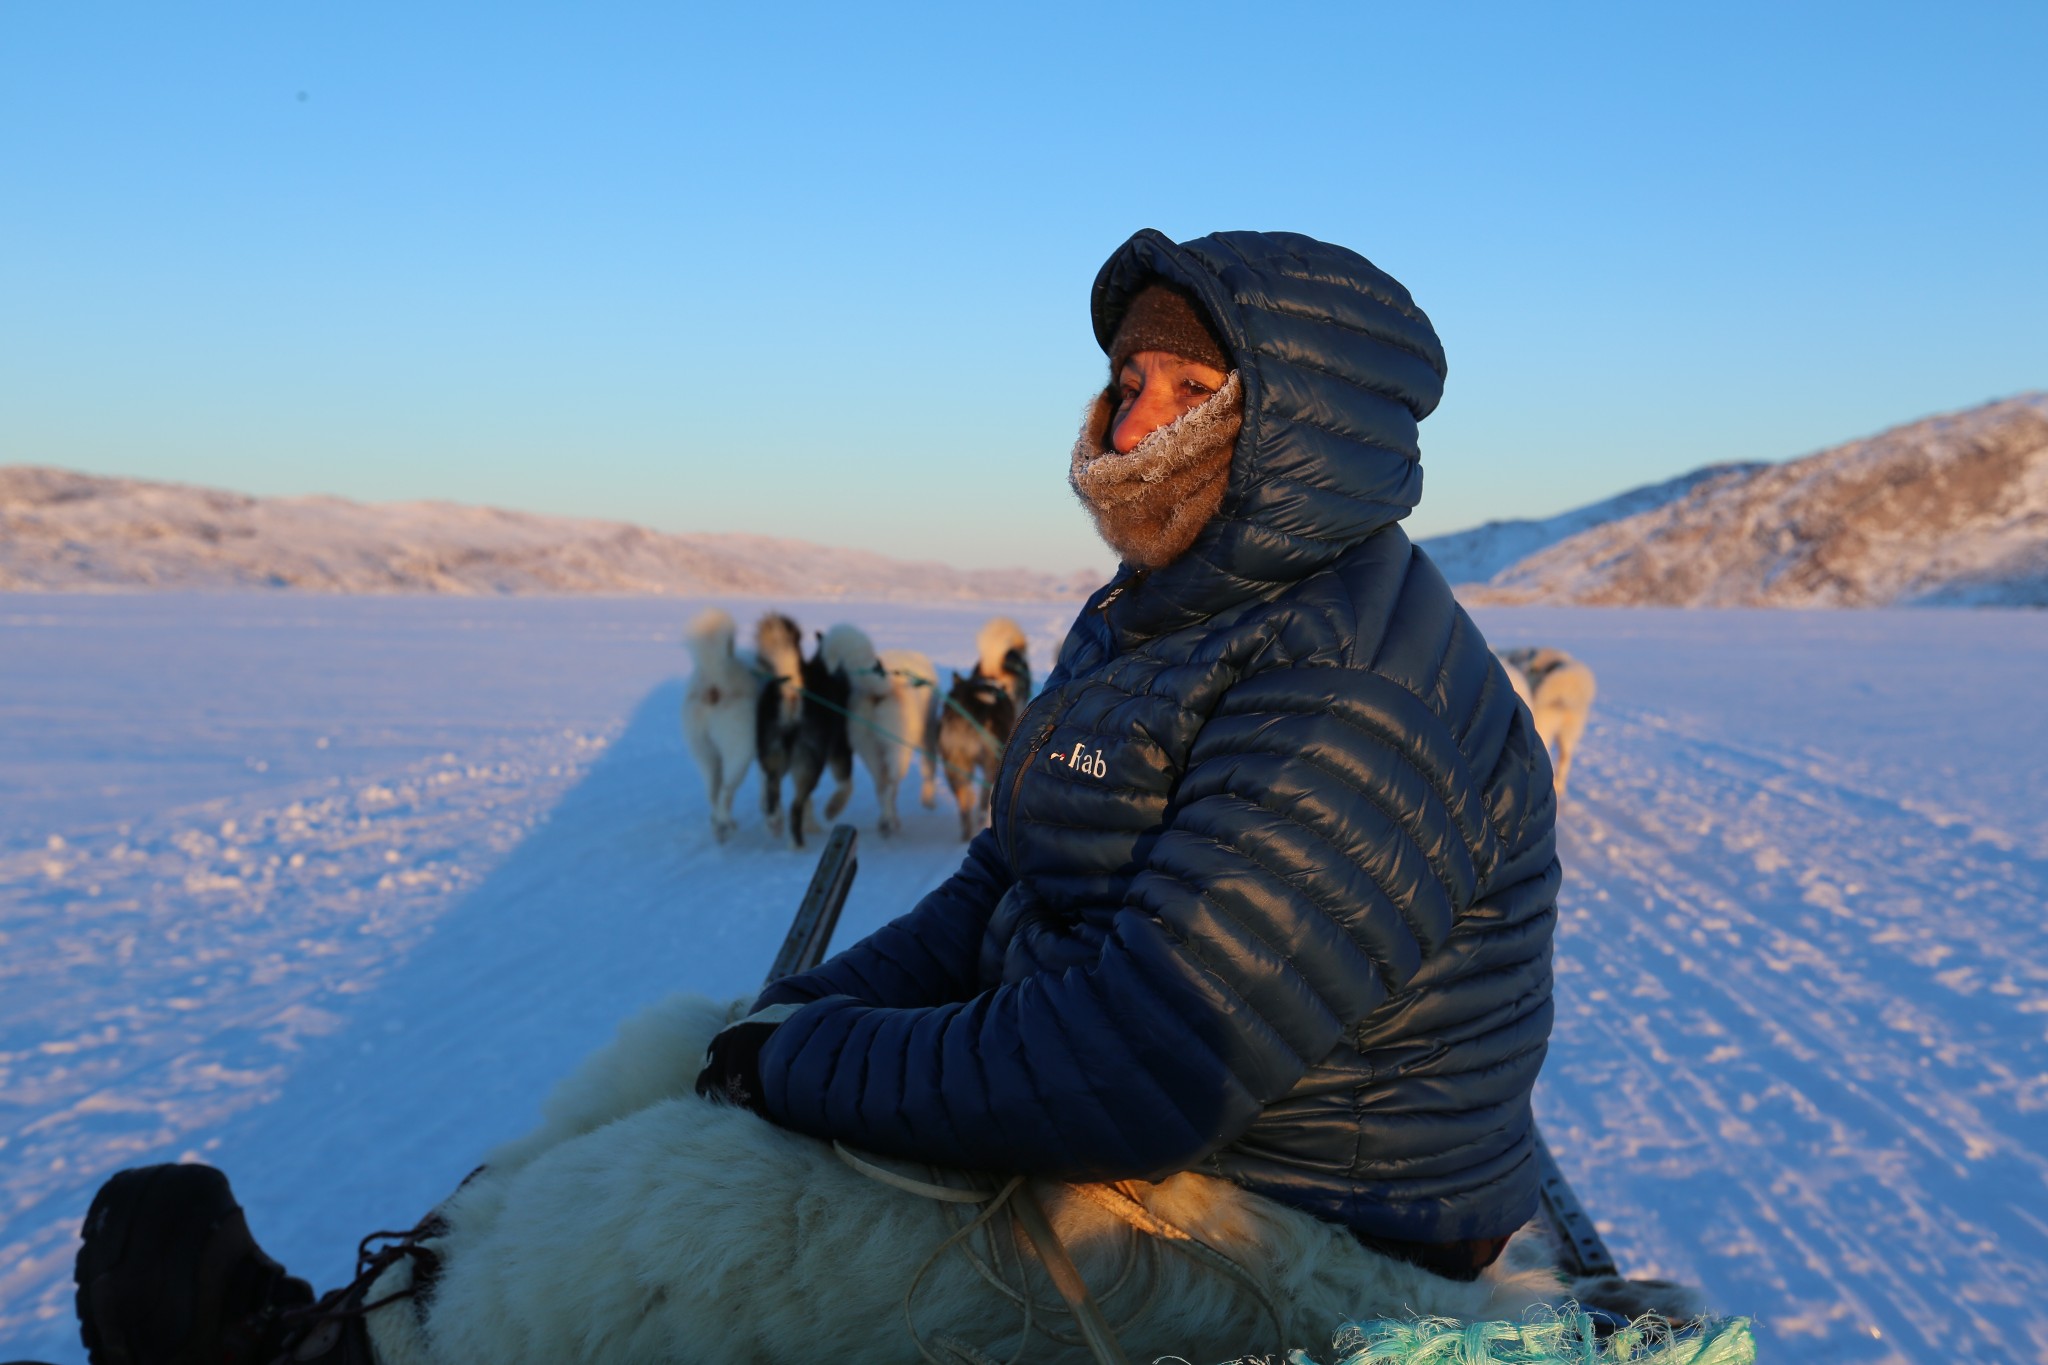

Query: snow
left=1471, top=606, right=2048, bottom=1362
left=5, top=593, right=2048, bottom=1363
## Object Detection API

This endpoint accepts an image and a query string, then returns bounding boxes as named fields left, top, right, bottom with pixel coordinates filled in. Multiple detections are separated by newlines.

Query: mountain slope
left=1455, top=393, right=2048, bottom=607
left=0, top=466, right=1093, bottom=600
left=1417, top=463, right=1767, bottom=586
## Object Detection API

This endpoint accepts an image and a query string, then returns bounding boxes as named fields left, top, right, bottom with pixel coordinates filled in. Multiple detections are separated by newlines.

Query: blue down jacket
left=755, top=230, right=1559, bottom=1244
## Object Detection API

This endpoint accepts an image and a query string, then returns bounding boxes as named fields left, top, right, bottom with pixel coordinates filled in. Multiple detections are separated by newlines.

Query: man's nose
left=1111, top=386, right=1177, bottom=454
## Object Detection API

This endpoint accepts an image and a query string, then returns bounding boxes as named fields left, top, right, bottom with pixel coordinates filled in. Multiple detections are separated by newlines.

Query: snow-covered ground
left=3, top=594, right=2045, bottom=1363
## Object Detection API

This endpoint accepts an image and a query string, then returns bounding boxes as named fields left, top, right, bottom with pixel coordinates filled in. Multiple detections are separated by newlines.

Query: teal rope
left=889, top=667, right=1010, bottom=760
left=1323, top=1311, right=1756, bottom=1365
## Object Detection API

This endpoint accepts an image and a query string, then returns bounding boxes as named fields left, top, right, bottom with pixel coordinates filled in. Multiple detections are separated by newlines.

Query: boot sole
left=74, top=1163, right=240, bottom=1365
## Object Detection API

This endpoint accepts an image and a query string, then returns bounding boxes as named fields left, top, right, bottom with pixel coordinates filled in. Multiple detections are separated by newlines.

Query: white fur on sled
left=367, top=994, right=1568, bottom=1365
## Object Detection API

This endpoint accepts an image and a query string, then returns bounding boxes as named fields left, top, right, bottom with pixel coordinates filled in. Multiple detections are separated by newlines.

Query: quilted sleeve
left=753, top=827, right=1010, bottom=1012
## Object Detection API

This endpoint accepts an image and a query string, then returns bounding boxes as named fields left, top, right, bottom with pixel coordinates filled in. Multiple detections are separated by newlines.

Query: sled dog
left=753, top=614, right=807, bottom=839
left=819, top=625, right=935, bottom=837
left=933, top=677, right=1017, bottom=841
left=880, top=648, right=942, bottom=814
left=783, top=631, right=854, bottom=849
left=975, top=615, right=1032, bottom=709
left=1498, top=646, right=1597, bottom=799
left=682, top=609, right=757, bottom=842
left=930, top=618, right=1031, bottom=840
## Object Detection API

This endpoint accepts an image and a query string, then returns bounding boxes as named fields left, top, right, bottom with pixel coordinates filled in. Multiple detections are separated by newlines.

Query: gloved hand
left=693, top=1003, right=800, bottom=1114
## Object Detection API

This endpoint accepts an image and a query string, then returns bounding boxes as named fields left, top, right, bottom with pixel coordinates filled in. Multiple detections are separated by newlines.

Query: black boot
left=73, top=1163, right=326, bottom=1365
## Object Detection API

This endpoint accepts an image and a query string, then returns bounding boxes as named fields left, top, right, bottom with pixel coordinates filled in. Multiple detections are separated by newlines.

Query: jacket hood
left=1087, top=229, right=1447, bottom=641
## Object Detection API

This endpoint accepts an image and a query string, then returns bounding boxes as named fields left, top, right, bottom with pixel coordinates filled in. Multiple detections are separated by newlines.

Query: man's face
left=1110, top=351, right=1229, bottom=454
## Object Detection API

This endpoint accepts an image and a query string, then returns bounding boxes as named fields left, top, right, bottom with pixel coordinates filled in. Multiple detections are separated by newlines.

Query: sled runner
left=766, top=822, right=859, bottom=988
left=1533, top=1130, right=1616, bottom=1279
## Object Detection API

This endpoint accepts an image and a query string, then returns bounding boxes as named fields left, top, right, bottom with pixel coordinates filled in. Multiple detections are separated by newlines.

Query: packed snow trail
left=4, top=595, right=2046, bottom=1364
left=1477, top=606, right=2048, bottom=1365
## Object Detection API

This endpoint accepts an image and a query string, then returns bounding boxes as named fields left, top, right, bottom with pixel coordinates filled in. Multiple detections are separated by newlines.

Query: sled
left=768, top=825, right=1622, bottom=1280
left=766, top=829, right=1715, bottom=1364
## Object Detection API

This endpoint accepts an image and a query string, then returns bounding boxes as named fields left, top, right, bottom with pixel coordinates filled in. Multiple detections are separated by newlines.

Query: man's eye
left=1182, top=380, right=1215, bottom=396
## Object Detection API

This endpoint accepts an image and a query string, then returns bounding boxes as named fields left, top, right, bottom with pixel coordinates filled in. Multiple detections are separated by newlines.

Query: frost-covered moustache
left=1069, top=371, right=1242, bottom=571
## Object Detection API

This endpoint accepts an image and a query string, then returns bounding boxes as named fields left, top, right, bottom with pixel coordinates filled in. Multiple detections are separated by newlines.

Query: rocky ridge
left=1438, top=394, right=2048, bottom=608
left=0, top=466, right=1096, bottom=601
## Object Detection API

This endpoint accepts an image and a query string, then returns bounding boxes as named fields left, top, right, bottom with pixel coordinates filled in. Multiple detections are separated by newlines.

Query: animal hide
left=1070, top=371, right=1242, bottom=570
left=366, top=992, right=1569, bottom=1365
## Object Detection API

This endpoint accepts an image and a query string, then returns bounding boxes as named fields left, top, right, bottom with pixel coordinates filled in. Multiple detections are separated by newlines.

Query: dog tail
left=685, top=608, right=737, bottom=664
left=975, top=617, right=1027, bottom=680
left=819, top=622, right=879, bottom=680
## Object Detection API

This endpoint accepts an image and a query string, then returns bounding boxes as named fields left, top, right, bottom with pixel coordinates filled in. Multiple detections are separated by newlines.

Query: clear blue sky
left=4, top=3, right=2043, bottom=573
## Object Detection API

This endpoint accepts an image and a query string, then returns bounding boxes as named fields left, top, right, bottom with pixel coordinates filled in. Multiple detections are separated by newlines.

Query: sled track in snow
left=1545, top=700, right=2048, bottom=1362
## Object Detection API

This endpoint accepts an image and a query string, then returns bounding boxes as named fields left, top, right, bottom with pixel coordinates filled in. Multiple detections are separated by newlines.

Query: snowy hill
left=1416, top=463, right=1767, bottom=586
left=0, top=466, right=1095, bottom=601
left=1451, top=393, right=2048, bottom=607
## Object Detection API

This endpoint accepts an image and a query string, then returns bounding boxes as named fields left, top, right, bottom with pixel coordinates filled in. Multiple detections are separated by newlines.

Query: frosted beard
left=1068, top=371, right=1242, bottom=571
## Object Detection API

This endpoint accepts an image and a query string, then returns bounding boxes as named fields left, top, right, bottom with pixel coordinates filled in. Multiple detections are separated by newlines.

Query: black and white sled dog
left=753, top=614, right=806, bottom=841
left=820, top=624, right=936, bottom=838
left=765, top=634, right=851, bottom=855
left=1496, top=646, right=1598, bottom=799
left=931, top=618, right=1030, bottom=840
left=682, top=609, right=757, bottom=843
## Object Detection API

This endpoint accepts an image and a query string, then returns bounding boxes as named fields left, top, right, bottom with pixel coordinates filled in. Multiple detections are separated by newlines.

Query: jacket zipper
left=1002, top=573, right=1136, bottom=854
left=1001, top=691, right=1072, bottom=859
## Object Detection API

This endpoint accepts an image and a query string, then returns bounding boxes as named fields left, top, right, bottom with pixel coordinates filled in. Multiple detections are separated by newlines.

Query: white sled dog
left=932, top=617, right=1031, bottom=840
left=681, top=609, right=757, bottom=843
left=358, top=993, right=1593, bottom=1365
left=819, top=625, right=935, bottom=837
left=1498, top=647, right=1598, bottom=799
left=881, top=647, right=942, bottom=813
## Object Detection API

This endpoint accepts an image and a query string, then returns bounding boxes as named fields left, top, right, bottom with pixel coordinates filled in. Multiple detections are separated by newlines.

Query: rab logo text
left=1051, top=743, right=1109, bottom=779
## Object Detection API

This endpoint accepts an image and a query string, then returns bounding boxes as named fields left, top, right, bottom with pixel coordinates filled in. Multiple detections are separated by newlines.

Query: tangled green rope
left=1252, top=1308, right=1756, bottom=1365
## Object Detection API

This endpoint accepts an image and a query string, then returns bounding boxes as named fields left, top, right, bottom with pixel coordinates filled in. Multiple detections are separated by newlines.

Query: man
left=705, top=228, right=1557, bottom=1264
left=68, top=229, right=1560, bottom=1364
